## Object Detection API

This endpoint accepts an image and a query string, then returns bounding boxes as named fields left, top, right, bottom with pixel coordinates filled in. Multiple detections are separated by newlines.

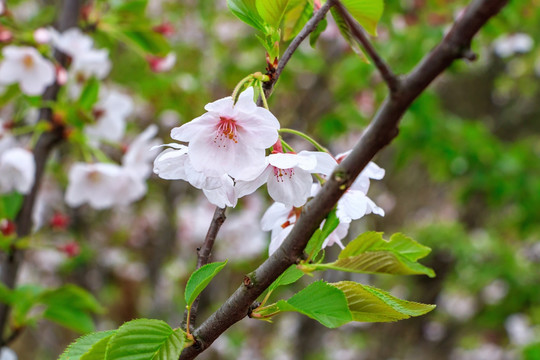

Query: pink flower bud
left=152, top=22, right=175, bottom=37
left=147, top=53, right=176, bottom=73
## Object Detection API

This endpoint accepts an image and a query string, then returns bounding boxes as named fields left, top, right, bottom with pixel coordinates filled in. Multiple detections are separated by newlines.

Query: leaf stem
left=257, top=80, right=270, bottom=110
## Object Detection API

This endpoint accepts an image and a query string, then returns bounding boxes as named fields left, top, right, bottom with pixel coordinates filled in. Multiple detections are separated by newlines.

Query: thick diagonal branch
left=0, top=0, right=82, bottom=344
left=179, top=0, right=508, bottom=358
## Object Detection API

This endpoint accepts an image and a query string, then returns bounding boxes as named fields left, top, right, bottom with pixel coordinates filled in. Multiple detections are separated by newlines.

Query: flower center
left=22, top=54, right=34, bottom=69
left=273, top=167, right=294, bottom=182
left=214, top=116, right=238, bottom=147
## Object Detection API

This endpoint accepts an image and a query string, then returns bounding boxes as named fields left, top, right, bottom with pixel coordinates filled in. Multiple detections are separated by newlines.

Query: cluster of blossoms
left=154, top=86, right=385, bottom=254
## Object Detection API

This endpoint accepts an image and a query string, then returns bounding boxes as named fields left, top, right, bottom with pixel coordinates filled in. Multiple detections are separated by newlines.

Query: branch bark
left=179, top=0, right=508, bottom=358
left=0, top=0, right=82, bottom=344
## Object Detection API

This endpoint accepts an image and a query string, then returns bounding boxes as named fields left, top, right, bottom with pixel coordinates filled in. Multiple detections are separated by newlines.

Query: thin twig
left=334, top=0, right=401, bottom=93
left=182, top=206, right=227, bottom=331
left=0, top=0, right=82, bottom=344
left=179, top=0, right=508, bottom=358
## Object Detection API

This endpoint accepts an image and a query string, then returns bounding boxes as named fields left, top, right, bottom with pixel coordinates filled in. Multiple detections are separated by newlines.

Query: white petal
left=235, top=165, right=271, bottom=199
left=301, top=151, right=337, bottom=176
left=267, top=167, right=312, bottom=207
left=203, top=175, right=237, bottom=208
left=268, top=153, right=301, bottom=169
left=233, top=87, right=257, bottom=113
left=269, top=224, right=293, bottom=255
left=362, top=161, right=385, bottom=180
left=336, top=190, right=368, bottom=223
left=170, top=113, right=216, bottom=142
left=261, top=202, right=292, bottom=231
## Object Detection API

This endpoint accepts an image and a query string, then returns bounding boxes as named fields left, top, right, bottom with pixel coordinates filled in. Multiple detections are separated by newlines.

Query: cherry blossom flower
left=493, top=33, right=534, bottom=58
left=0, top=46, right=55, bottom=95
left=321, top=221, right=350, bottom=249
left=33, top=28, right=52, bottom=44
left=0, top=147, right=35, bottom=194
left=50, top=28, right=94, bottom=57
left=235, top=151, right=335, bottom=207
left=85, top=88, right=133, bottom=144
left=65, top=162, right=146, bottom=209
left=260, top=202, right=300, bottom=255
left=170, top=87, right=280, bottom=180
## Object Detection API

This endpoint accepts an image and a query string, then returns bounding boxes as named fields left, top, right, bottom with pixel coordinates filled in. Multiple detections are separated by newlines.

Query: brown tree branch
left=0, top=0, right=82, bottom=344
left=179, top=0, right=508, bottom=358
left=334, top=0, right=401, bottom=93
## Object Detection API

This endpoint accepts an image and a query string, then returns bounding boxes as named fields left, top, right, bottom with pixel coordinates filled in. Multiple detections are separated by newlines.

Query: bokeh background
left=2, top=0, right=539, bottom=359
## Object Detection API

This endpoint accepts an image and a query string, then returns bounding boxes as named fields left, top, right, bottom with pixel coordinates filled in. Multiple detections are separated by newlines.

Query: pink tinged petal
left=203, top=175, right=237, bottom=208
left=153, top=148, right=189, bottom=180
left=235, top=165, right=272, bottom=199
left=336, top=190, right=369, bottom=223
left=269, top=224, right=293, bottom=255
left=170, top=113, right=217, bottom=142
left=302, top=151, right=337, bottom=176
left=267, top=167, right=312, bottom=207
left=187, top=129, right=237, bottom=177
left=261, top=202, right=292, bottom=231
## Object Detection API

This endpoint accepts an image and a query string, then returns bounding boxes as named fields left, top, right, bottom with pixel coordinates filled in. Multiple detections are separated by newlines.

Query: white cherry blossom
left=0, top=147, right=35, bottom=194
left=85, top=88, right=133, bottom=144
left=321, top=221, right=350, bottom=249
left=65, top=163, right=145, bottom=209
left=236, top=151, right=334, bottom=207
left=50, top=28, right=94, bottom=57
left=171, top=87, right=279, bottom=180
left=0, top=46, right=55, bottom=96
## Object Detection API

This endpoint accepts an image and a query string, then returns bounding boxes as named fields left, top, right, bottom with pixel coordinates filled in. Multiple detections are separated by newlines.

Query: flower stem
left=257, top=80, right=269, bottom=110
left=280, top=138, right=294, bottom=152
left=231, top=74, right=255, bottom=103
left=279, top=128, right=330, bottom=153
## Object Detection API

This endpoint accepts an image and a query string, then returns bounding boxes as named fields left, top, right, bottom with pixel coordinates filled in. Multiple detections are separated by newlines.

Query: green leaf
left=111, top=0, right=148, bottom=16
left=10, top=285, right=44, bottom=327
left=118, top=30, right=170, bottom=55
left=305, top=209, right=339, bottom=260
left=275, top=280, right=352, bottom=328
left=227, top=0, right=268, bottom=33
left=340, top=0, right=384, bottom=36
left=267, top=265, right=304, bottom=293
left=40, top=285, right=103, bottom=333
left=332, top=281, right=436, bottom=322
left=282, top=0, right=313, bottom=41
left=0, top=192, right=24, bottom=220
left=78, top=77, right=100, bottom=111
left=105, top=319, right=186, bottom=360
left=59, top=330, right=116, bottom=360
left=44, top=306, right=95, bottom=334
left=256, top=0, right=291, bottom=29
left=317, top=232, right=435, bottom=277
left=309, top=17, right=327, bottom=47
left=184, top=260, right=227, bottom=307
left=330, top=7, right=369, bottom=62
